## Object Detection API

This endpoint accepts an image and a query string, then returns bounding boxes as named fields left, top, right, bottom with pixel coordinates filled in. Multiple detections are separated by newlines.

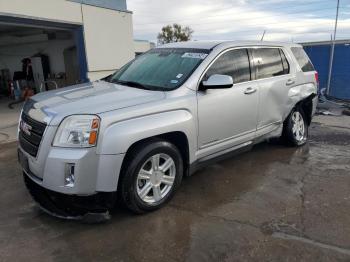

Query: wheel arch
left=294, top=94, right=317, bottom=126
left=96, top=110, right=196, bottom=193
left=120, top=131, right=190, bottom=180
left=117, top=131, right=190, bottom=200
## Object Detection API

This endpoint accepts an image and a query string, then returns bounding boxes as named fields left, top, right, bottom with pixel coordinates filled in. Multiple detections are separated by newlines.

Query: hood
left=24, top=81, right=166, bottom=125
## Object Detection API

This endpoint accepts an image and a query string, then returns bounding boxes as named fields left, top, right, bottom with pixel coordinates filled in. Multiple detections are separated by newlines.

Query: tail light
left=315, top=71, right=319, bottom=84
left=315, top=71, right=320, bottom=94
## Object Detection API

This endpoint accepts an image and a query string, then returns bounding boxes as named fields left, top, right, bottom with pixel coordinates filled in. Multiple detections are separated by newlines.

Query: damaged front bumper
left=23, top=172, right=116, bottom=223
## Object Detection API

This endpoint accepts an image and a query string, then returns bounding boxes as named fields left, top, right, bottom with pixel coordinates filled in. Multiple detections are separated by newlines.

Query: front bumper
left=18, top=143, right=125, bottom=195
left=18, top=142, right=124, bottom=221
left=23, top=172, right=115, bottom=221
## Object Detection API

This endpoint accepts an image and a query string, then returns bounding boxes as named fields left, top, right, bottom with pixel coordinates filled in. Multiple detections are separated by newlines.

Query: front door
left=197, top=48, right=259, bottom=158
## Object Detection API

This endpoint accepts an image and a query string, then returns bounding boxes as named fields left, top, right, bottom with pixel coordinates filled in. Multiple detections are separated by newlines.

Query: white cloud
left=128, top=0, right=350, bottom=43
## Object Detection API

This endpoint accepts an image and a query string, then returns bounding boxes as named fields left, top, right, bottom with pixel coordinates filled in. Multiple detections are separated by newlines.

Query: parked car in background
left=18, top=41, right=318, bottom=220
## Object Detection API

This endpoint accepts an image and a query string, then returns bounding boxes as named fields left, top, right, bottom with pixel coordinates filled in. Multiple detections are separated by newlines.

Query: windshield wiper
left=112, top=80, right=151, bottom=90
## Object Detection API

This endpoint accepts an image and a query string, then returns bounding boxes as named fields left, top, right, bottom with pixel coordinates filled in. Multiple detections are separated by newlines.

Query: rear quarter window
left=291, top=47, right=315, bottom=72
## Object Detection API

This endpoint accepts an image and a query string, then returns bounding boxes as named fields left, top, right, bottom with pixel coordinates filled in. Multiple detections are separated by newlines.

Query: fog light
left=65, top=163, right=75, bottom=187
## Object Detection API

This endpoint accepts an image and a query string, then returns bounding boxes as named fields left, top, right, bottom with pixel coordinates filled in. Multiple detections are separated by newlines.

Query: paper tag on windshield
left=176, top=74, right=183, bottom=79
left=182, top=53, right=208, bottom=59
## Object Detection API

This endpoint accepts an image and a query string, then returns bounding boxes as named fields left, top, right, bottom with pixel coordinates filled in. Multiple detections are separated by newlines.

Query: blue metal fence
left=303, top=43, right=350, bottom=99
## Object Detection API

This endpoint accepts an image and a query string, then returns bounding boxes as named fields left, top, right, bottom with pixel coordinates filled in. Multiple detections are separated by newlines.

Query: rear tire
left=282, top=107, right=308, bottom=146
left=119, top=140, right=183, bottom=214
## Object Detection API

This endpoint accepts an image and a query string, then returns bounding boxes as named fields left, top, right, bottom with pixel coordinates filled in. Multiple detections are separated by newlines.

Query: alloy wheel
left=136, top=153, right=176, bottom=204
left=292, top=111, right=306, bottom=142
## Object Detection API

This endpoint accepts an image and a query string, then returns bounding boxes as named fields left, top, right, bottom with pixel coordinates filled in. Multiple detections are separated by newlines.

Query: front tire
left=282, top=108, right=308, bottom=146
left=119, top=140, right=183, bottom=214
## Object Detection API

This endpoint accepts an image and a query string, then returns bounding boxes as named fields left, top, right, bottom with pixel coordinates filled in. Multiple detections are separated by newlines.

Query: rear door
left=250, top=47, right=293, bottom=135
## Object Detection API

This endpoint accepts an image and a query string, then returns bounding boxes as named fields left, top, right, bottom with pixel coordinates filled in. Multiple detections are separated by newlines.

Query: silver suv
left=18, top=41, right=318, bottom=220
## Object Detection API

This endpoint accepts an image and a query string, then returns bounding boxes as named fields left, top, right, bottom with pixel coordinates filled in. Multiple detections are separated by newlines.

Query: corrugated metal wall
left=304, top=43, right=350, bottom=99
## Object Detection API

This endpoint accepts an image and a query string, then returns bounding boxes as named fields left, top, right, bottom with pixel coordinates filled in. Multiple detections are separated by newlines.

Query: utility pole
left=327, top=0, right=340, bottom=95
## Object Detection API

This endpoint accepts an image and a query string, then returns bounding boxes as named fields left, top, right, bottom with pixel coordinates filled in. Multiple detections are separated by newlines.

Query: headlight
left=53, top=115, right=100, bottom=148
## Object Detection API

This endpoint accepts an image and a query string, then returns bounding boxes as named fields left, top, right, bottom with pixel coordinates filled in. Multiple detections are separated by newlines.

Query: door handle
left=286, top=79, right=295, bottom=86
left=244, top=87, right=257, bottom=95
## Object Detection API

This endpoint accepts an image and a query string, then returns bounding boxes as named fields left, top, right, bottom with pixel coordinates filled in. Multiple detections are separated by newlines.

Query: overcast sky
left=128, top=0, right=350, bottom=44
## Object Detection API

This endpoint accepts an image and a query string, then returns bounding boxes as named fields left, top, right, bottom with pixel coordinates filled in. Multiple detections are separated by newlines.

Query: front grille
left=19, top=113, right=47, bottom=157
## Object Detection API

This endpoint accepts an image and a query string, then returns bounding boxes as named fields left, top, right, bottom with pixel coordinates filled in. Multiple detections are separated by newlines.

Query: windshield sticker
left=176, top=74, right=183, bottom=79
left=170, top=80, right=179, bottom=84
left=181, top=53, right=208, bottom=60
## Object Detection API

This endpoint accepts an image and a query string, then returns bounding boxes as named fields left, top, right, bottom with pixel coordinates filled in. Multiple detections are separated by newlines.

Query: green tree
left=157, top=24, right=194, bottom=45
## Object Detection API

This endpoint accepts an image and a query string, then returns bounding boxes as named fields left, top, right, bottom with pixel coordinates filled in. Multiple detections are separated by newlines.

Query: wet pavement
left=0, top=116, right=350, bottom=261
left=0, top=98, right=22, bottom=144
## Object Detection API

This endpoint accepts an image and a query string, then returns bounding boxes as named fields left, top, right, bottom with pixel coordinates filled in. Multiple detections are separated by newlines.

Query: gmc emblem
left=20, top=121, right=32, bottom=136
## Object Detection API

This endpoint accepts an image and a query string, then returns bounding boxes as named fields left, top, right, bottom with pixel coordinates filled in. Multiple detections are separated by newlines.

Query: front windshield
left=109, top=48, right=210, bottom=91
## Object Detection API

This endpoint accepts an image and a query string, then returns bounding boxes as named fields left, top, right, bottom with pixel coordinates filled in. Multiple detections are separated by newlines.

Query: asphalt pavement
left=0, top=115, right=349, bottom=262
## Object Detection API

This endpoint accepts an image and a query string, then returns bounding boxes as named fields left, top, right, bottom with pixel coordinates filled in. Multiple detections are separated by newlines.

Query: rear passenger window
left=252, top=48, right=286, bottom=79
left=291, top=47, right=315, bottom=72
left=204, top=49, right=251, bottom=84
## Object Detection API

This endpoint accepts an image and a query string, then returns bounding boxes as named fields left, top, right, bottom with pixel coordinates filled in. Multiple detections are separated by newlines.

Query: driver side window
left=204, top=49, right=251, bottom=84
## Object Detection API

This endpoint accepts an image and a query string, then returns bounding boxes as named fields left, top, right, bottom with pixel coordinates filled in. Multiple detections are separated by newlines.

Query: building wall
left=134, top=40, right=154, bottom=55
left=0, top=0, right=82, bottom=24
left=0, top=0, right=134, bottom=81
left=69, top=0, right=127, bottom=12
left=82, top=4, right=134, bottom=80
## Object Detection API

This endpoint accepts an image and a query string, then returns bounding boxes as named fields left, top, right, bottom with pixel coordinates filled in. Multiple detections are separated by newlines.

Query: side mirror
left=201, top=74, right=233, bottom=90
